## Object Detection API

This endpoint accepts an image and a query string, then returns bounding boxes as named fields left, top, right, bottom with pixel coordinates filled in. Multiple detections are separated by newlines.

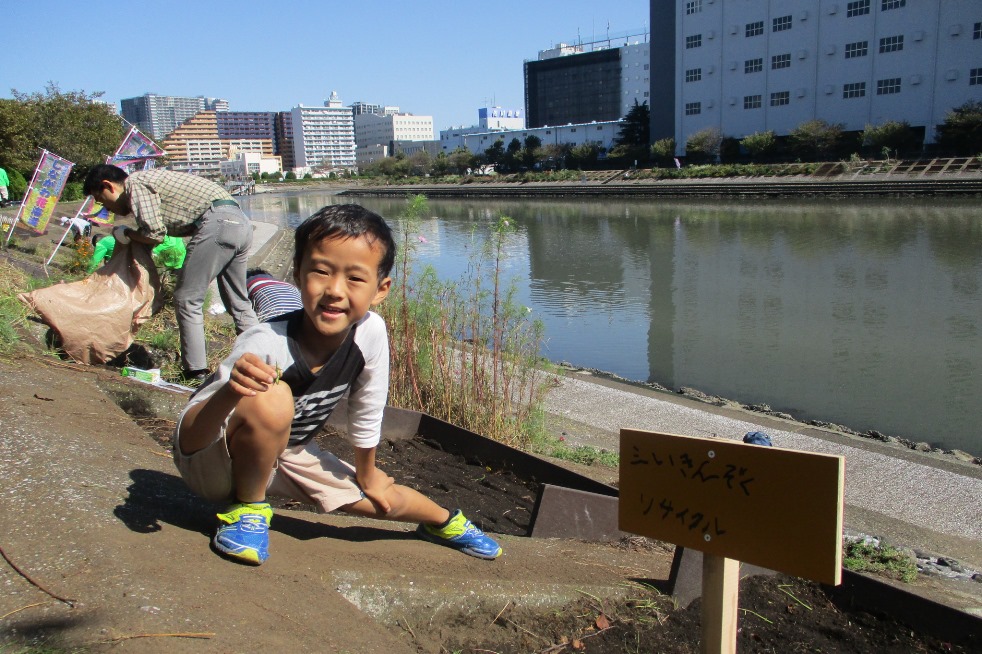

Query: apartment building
left=120, top=93, right=228, bottom=139
left=290, top=91, right=356, bottom=170
left=161, top=111, right=275, bottom=176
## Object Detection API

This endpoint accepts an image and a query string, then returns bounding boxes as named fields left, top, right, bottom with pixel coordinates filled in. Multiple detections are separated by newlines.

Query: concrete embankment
left=340, top=176, right=982, bottom=199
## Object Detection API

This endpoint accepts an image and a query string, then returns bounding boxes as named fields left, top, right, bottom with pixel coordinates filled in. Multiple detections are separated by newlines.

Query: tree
left=935, top=101, right=982, bottom=156
left=788, top=119, right=844, bottom=160
left=862, top=121, right=920, bottom=158
left=502, top=137, right=523, bottom=172
left=484, top=139, right=505, bottom=169
left=650, top=137, right=676, bottom=165
left=614, top=100, right=651, bottom=154
left=2, top=83, right=127, bottom=181
left=448, top=147, right=476, bottom=174
left=522, top=135, right=542, bottom=170
left=431, top=152, right=452, bottom=176
left=685, top=127, right=723, bottom=163
left=565, top=142, right=603, bottom=170
left=740, top=131, right=777, bottom=159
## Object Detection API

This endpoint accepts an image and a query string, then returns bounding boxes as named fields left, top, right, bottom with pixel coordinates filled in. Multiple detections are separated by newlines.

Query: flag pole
left=3, top=149, right=47, bottom=247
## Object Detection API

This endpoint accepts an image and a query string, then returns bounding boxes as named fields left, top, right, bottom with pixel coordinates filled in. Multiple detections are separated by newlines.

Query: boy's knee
left=233, top=382, right=294, bottom=435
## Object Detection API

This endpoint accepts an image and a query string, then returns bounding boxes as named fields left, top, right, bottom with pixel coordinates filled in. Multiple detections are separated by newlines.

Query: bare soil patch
left=134, top=418, right=974, bottom=653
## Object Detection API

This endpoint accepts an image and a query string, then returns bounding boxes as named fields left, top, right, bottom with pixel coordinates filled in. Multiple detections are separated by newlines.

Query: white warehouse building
left=650, top=0, right=982, bottom=152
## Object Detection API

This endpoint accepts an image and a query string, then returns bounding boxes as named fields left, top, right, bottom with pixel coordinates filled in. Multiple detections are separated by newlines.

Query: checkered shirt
left=125, top=170, right=235, bottom=239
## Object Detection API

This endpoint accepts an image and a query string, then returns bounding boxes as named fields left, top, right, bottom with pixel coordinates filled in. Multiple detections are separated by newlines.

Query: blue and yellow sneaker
left=416, top=509, right=502, bottom=560
left=212, top=502, right=273, bottom=565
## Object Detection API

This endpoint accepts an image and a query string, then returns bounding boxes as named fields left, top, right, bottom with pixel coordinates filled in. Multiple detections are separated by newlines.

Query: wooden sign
left=619, top=429, right=844, bottom=585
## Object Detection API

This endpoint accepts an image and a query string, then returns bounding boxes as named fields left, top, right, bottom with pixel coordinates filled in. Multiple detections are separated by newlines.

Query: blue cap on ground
left=743, top=431, right=773, bottom=446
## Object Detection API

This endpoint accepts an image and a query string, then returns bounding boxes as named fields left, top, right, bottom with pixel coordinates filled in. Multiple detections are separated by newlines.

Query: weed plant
left=380, top=194, right=551, bottom=449
left=0, top=260, right=39, bottom=354
left=843, top=539, right=918, bottom=583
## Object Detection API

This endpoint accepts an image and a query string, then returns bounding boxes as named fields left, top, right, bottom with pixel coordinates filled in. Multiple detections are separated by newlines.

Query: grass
left=530, top=431, right=620, bottom=468
left=843, top=539, right=918, bottom=583
left=0, top=259, right=46, bottom=354
left=380, top=195, right=554, bottom=449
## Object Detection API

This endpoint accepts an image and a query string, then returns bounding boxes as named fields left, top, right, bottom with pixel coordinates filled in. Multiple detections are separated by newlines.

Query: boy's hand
left=227, top=352, right=277, bottom=396
left=357, top=466, right=395, bottom=514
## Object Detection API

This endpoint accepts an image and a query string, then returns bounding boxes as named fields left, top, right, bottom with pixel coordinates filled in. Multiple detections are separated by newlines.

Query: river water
left=239, top=190, right=982, bottom=455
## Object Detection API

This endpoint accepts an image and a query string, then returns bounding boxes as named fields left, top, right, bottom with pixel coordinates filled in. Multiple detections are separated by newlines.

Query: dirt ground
left=128, top=419, right=976, bottom=653
left=1, top=225, right=977, bottom=653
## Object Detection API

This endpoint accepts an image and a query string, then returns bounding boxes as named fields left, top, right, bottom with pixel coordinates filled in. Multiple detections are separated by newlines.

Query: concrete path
left=545, top=373, right=982, bottom=569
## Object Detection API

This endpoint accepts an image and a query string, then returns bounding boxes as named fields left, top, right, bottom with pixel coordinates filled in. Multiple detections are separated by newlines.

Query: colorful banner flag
left=112, top=126, right=164, bottom=161
left=76, top=195, right=115, bottom=226
left=16, top=150, right=74, bottom=234
left=107, top=126, right=164, bottom=173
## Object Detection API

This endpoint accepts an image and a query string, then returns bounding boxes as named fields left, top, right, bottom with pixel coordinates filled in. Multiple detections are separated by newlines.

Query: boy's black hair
left=82, top=164, right=129, bottom=196
left=92, top=233, right=104, bottom=246
left=246, top=267, right=270, bottom=278
left=294, top=204, right=396, bottom=280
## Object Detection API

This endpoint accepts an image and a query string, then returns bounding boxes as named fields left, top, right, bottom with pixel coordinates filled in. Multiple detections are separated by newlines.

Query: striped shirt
left=183, top=310, right=389, bottom=448
left=124, top=170, right=235, bottom=240
left=246, top=274, right=304, bottom=322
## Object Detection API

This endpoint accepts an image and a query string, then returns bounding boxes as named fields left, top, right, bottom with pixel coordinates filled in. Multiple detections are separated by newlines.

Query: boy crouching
left=173, top=204, right=501, bottom=565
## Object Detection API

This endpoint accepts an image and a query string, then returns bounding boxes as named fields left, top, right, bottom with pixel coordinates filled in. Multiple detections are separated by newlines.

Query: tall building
left=354, top=112, right=434, bottom=148
left=524, top=37, right=651, bottom=128
left=354, top=111, right=436, bottom=167
left=653, top=0, right=982, bottom=152
left=161, top=111, right=275, bottom=177
left=291, top=91, right=356, bottom=170
left=275, top=111, right=296, bottom=171
left=120, top=93, right=228, bottom=139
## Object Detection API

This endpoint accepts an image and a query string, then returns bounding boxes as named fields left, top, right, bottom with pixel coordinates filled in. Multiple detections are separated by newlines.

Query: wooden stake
left=701, top=554, right=739, bottom=654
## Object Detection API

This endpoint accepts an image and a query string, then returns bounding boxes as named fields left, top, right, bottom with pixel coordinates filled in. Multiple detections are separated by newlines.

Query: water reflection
left=241, top=191, right=981, bottom=453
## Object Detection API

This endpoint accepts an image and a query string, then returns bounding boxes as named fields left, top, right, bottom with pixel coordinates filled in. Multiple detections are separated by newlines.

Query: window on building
left=847, top=0, right=870, bottom=17
left=644, top=63, right=650, bottom=70
left=772, top=53, right=791, bottom=69
left=976, top=22, right=982, bottom=39
left=773, top=15, right=792, bottom=32
left=971, top=68, right=982, bottom=85
left=686, top=34, right=702, bottom=49
left=686, top=0, right=702, bottom=15
left=879, top=35, right=904, bottom=53
left=744, top=95, right=762, bottom=109
left=745, top=58, right=763, bottom=73
left=843, top=82, right=866, bottom=98
left=598, top=125, right=605, bottom=130
left=685, top=68, right=703, bottom=82
left=571, top=128, right=576, bottom=132
left=845, top=41, right=869, bottom=58
left=881, top=0, right=905, bottom=9
left=746, top=21, right=764, bottom=37
left=876, top=77, right=902, bottom=94
left=685, top=102, right=702, bottom=115
left=770, top=91, right=790, bottom=106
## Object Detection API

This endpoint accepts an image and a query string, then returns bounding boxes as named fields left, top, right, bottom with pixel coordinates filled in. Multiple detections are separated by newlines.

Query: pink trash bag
left=18, top=241, right=164, bottom=364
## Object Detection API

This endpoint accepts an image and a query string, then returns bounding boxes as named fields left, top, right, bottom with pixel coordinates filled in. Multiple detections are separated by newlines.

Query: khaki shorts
left=173, top=414, right=366, bottom=513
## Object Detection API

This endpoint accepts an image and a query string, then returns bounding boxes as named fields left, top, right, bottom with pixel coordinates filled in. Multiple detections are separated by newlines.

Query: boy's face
left=294, top=234, right=391, bottom=352
left=90, top=180, right=129, bottom=216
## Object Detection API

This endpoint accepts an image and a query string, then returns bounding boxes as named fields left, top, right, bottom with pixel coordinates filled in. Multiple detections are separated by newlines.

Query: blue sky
left=5, top=1, right=649, bottom=131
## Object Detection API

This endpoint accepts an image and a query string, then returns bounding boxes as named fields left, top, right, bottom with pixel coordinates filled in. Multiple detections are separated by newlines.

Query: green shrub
left=6, top=167, right=28, bottom=200
left=61, top=181, right=84, bottom=202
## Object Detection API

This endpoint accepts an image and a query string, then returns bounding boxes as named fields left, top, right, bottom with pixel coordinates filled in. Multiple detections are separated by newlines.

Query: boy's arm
left=179, top=352, right=277, bottom=439
left=353, top=446, right=394, bottom=513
